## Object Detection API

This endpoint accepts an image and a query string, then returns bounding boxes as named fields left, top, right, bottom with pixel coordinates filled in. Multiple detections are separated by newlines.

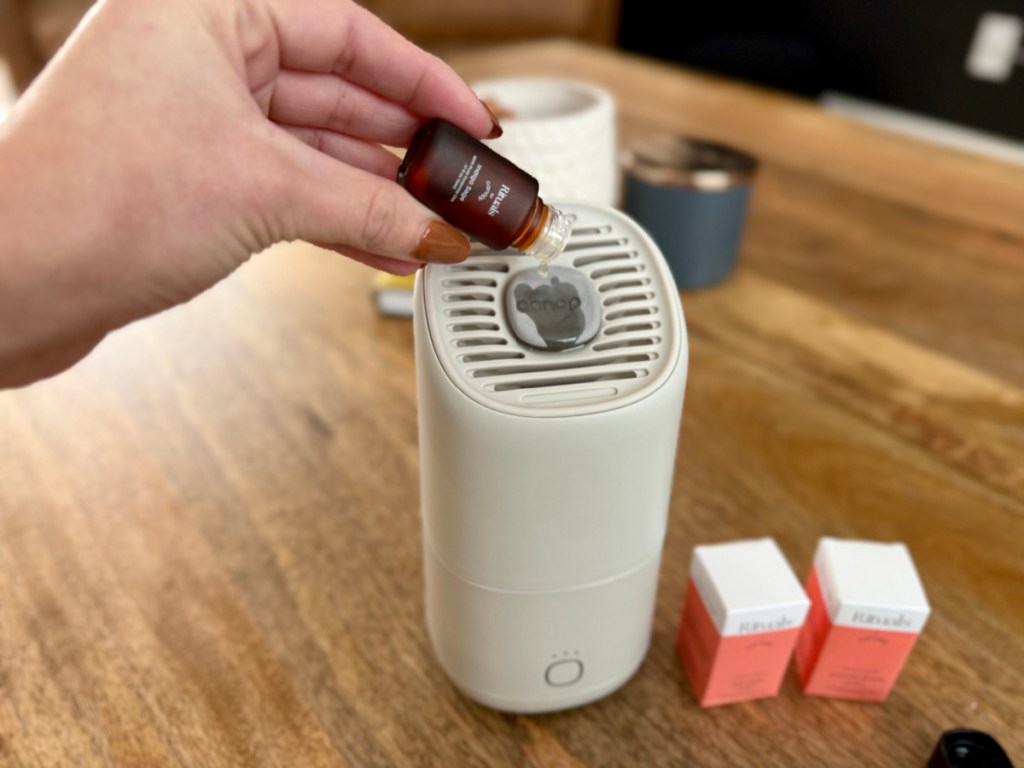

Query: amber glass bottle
left=397, top=119, right=570, bottom=265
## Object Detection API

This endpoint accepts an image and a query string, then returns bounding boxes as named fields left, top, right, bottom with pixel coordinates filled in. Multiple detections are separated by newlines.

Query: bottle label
left=487, top=184, right=511, bottom=217
left=449, top=155, right=483, bottom=204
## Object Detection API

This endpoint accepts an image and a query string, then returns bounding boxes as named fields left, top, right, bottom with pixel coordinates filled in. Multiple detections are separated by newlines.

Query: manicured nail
left=481, top=100, right=503, bottom=139
left=414, top=220, right=470, bottom=264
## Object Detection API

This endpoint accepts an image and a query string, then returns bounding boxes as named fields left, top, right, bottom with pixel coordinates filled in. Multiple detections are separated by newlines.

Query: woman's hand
left=0, top=0, right=498, bottom=386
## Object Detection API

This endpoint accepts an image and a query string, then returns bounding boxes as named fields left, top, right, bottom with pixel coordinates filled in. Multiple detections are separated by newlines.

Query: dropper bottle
left=397, top=119, right=571, bottom=275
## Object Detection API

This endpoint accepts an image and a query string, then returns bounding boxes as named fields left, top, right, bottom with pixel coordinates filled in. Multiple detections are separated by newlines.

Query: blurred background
left=2, top=0, right=1023, bottom=158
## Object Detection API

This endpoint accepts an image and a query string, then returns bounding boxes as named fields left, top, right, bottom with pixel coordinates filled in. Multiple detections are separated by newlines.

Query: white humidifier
left=413, top=202, right=688, bottom=713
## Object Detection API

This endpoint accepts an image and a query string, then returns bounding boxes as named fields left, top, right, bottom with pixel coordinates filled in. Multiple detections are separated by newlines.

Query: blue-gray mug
left=622, top=136, right=757, bottom=290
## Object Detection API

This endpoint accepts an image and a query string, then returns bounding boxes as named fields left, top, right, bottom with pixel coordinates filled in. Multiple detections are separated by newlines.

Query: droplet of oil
left=535, top=250, right=558, bottom=279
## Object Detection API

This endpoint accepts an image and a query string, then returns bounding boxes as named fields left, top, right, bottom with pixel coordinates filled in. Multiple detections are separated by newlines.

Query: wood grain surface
left=2, top=40, right=1022, bottom=767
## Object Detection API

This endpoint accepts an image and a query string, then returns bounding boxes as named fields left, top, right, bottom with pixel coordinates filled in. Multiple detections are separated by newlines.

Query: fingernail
left=414, top=220, right=470, bottom=264
left=481, top=100, right=503, bottom=139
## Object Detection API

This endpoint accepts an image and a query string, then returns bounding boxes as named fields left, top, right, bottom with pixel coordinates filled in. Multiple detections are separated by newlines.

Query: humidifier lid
left=419, top=202, right=686, bottom=418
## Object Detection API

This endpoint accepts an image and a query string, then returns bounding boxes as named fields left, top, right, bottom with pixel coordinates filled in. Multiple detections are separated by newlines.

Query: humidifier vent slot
left=598, top=278, right=651, bottom=293
left=590, top=264, right=644, bottom=280
left=444, top=307, right=497, bottom=318
left=454, top=337, right=508, bottom=348
left=443, top=278, right=498, bottom=288
left=469, top=353, right=655, bottom=379
left=460, top=351, right=527, bottom=363
left=572, top=250, right=636, bottom=267
left=591, top=337, right=660, bottom=352
left=604, top=322, right=660, bottom=336
left=448, top=257, right=511, bottom=272
left=492, top=370, right=640, bottom=392
left=605, top=306, right=657, bottom=322
left=449, top=322, right=501, bottom=333
left=444, top=292, right=495, bottom=303
left=603, top=292, right=656, bottom=307
left=564, top=238, right=628, bottom=253
left=569, top=224, right=613, bottom=237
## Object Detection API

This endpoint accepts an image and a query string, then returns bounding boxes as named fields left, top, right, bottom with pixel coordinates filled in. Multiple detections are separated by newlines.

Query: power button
left=545, top=659, right=584, bottom=687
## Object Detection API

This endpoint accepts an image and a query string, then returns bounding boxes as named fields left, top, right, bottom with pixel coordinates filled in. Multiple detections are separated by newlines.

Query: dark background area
left=4, top=0, right=1023, bottom=143
left=617, top=0, right=1024, bottom=142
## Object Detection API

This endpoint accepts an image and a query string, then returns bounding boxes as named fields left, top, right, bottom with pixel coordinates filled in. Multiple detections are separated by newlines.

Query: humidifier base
left=424, top=547, right=662, bottom=713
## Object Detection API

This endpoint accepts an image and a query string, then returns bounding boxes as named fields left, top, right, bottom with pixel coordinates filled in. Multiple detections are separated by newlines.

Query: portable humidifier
left=413, top=202, right=688, bottom=713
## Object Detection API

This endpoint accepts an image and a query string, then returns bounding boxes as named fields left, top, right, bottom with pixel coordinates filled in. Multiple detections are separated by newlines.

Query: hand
left=0, top=0, right=499, bottom=387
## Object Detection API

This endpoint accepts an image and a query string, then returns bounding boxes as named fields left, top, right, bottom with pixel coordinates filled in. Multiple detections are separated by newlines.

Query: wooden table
left=2, top=40, right=1022, bottom=767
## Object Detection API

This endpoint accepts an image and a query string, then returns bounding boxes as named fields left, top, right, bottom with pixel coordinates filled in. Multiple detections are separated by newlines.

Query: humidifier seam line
left=423, top=542, right=665, bottom=595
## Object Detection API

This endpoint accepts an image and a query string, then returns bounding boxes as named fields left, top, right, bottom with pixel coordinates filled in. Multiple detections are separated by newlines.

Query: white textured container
left=473, top=78, right=618, bottom=207
left=413, top=202, right=688, bottom=712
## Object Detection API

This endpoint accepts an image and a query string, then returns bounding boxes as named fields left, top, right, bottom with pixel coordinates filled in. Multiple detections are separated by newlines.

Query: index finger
left=266, top=0, right=497, bottom=141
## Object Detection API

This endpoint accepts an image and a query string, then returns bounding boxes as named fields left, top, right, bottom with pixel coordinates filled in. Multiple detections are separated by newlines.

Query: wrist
left=0, top=116, right=114, bottom=384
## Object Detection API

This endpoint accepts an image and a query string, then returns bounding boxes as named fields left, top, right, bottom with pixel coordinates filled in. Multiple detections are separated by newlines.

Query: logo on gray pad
left=505, top=266, right=601, bottom=351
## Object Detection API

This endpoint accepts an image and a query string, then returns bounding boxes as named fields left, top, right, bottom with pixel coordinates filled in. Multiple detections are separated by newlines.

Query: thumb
left=266, top=139, right=470, bottom=268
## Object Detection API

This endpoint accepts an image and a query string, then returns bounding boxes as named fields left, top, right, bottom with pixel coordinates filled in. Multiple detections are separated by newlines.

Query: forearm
left=0, top=121, right=105, bottom=386
left=0, top=17, right=257, bottom=389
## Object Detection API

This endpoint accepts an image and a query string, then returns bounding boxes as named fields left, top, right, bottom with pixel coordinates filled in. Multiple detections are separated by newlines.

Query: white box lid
left=814, top=537, right=931, bottom=632
left=690, top=538, right=810, bottom=636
